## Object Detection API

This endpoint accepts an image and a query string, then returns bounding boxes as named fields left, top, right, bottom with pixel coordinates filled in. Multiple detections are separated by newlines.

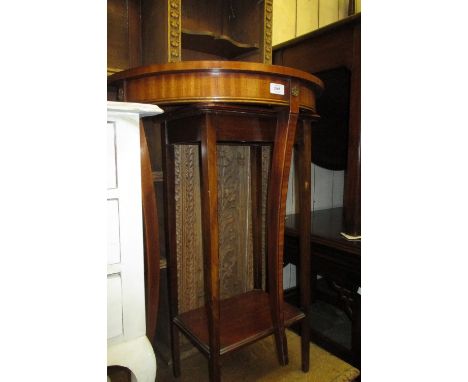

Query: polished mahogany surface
left=107, top=61, right=323, bottom=111
left=174, top=290, right=304, bottom=356
left=111, top=60, right=323, bottom=382
left=285, top=208, right=360, bottom=256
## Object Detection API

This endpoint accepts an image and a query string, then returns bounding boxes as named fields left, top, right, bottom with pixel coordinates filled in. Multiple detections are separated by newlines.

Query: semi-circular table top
left=108, top=61, right=324, bottom=112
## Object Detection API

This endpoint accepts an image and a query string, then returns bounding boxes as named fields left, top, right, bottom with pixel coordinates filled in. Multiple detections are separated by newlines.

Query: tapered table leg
left=296, top=118, right=312, bottom=372
left=199, top=114, right=221, bottom=382
left=161, top=125, right=181, bottom=377
left=266, top=108, right=299, bottom=366
left=250, top=145, right=263, bottom=290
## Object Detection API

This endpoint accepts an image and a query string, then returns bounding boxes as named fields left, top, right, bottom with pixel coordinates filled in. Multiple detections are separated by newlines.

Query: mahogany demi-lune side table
left=108, top=61, right=324, bottom=382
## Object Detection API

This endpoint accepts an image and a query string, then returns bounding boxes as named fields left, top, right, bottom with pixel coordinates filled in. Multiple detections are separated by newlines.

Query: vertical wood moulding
left=175, top=145, right=204, bottom=314
left=168, top=0, right=182, bottom=62
left=261, top=146, right=271, bottom=289
left=174, top=145, right=183, bottom=310
left=264, top=0, right=273, bottom=64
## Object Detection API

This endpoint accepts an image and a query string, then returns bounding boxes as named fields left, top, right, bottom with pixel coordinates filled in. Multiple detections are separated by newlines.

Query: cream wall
left=273, top=0, right=361, bottom=213
left=273, top=0, right=361, bottom=45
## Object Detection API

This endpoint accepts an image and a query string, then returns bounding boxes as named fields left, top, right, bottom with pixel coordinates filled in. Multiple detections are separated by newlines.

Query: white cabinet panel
left=107, top=274, right=123, bottom=339
left=107, top=199, right=121, bottom=265
left=107, top=122, right=117, bottom=189
left=107, top=101, right=162, bottom=382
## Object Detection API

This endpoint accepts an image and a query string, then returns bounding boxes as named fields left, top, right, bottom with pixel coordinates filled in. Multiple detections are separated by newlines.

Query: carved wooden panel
left=175, top=145, right=259, bottom=314
left=175, top=145, right=204, bottom=314
left=217, top=146, right=253, bottom=297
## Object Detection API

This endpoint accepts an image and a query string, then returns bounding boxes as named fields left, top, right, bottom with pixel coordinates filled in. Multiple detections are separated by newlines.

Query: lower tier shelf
left=173, top=289, right=305, bottom=356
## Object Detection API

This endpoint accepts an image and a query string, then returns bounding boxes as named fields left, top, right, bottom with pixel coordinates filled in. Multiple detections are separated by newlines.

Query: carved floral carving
left=217, top=146, right=253, bottom=298
left=175, top=145, right=203, bottom=314
left=175, top=145, right=255, bottom=311
left=169, top=0, right=181, bottom=62
left=264, top=0, right=273, bottom=63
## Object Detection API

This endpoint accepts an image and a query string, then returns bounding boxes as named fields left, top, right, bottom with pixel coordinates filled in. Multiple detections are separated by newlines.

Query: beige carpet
left=156, top=330, right=360, bottom=382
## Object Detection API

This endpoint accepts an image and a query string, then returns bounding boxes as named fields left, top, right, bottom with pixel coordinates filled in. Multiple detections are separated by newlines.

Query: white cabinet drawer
left=107, top=274, right=123, bottom=340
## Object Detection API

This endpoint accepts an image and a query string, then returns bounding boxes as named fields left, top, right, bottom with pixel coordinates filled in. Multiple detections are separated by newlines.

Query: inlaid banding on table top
left=107, top=61, right=324, bottom=112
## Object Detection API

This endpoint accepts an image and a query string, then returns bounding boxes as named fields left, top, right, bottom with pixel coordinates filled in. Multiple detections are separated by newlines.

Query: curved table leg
left=267, top=108, right=299, bottom=366
left=108, top=336, right=157, bottom=382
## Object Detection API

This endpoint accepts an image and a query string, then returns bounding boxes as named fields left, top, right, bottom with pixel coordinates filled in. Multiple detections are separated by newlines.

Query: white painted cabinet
left=107, top=101, right=163, bottom=382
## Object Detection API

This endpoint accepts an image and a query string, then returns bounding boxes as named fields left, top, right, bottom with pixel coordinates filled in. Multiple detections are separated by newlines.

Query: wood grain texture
left=107, top=0, right=129, bottom=71
left=295, top=118, right=312, bottom=372
left=265, top=94, right=300, bottom=366
left=139, top=122, right=161, bottom=346
left=107, top=0, right=142, bottom=72
left=198, top=114, right=222, bottom=381
left=141, top=0, right=168, bottom=65
left=174, top=290, right=305, bottom=355
left=108, top=61, right=323, bottom=111
left=250, top=145, right=263, bottom=289
left=117, top=63, right=323, bottom=382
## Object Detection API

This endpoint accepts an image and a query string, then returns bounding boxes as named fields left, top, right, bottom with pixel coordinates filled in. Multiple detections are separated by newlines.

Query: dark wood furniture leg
left=139, top=121, right=161, bottom=346
left=161, top=125, right=181, bottom=377
left=199, top=114, right=222, bottom=382
left=266, top=104, right=299, bottom=366
left=343, top=22, right=361, bottom=236
left=250, top=145, right=263, bottom=290
left=296, top=118, right=312, bottom=372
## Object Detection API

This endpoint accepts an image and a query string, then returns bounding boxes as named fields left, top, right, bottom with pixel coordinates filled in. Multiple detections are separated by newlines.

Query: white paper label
left=270, top=83, right=285, bottom=95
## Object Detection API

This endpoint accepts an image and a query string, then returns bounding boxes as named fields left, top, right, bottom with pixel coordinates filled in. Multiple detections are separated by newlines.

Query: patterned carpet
left=156, top=330, right=360, bottom=382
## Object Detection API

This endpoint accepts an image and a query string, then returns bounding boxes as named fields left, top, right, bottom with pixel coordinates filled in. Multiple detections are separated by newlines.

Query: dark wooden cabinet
left=273, top=13, right=361, bottom=236
left=284, top=208, right=361, bottom=368
left=108, top=0, right=273, bottom=75
left=273, top=14, right=361, bottom=368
